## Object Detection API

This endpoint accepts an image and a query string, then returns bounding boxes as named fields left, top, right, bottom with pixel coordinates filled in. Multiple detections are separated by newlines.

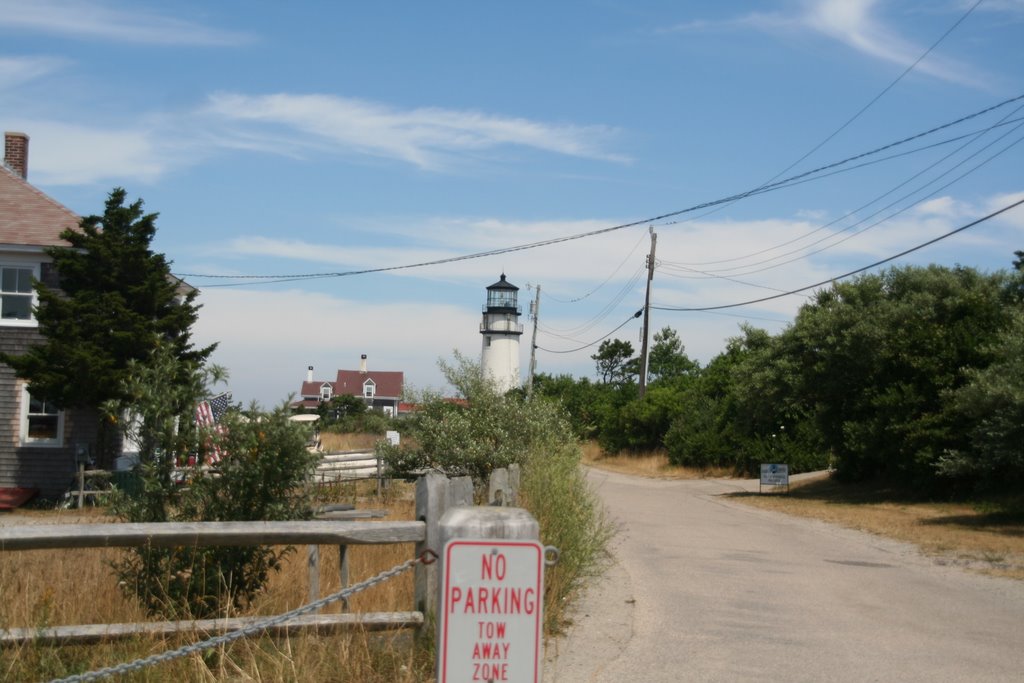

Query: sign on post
left=438, top=539, right=545, bottom=682
left=760, top=463, right=790, bottom=492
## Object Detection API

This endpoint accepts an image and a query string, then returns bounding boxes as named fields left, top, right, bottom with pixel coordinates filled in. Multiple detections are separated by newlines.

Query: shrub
left=383, top=352, right=613, bottom=630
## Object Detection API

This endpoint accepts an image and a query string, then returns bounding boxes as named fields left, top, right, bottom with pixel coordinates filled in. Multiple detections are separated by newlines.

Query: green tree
left=647, top=326, right=699, bottom=384
left=591, top=338, right=636, bottom=384
left=783, top=265, right=1016, bottom=491
left=1, top=188, right=214, bottom=460
left=940, top=309, right=1024, bottom=492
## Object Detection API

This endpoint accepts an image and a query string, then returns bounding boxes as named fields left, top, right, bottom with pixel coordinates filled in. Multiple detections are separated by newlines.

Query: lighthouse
left=480, top=274, right=524, bottom=392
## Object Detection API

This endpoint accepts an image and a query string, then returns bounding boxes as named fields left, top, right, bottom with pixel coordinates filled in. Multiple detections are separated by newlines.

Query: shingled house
left=294, top=355, right=404, bottom=416
left=0, top=132, right=100, bottom=498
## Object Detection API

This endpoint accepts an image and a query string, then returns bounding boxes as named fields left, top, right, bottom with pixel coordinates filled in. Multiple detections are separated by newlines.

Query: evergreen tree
left=2, top=189, right=215, bottom=456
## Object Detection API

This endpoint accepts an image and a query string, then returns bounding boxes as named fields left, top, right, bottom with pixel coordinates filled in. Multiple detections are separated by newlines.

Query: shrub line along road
left=545, top=469, right=1024, bottom=682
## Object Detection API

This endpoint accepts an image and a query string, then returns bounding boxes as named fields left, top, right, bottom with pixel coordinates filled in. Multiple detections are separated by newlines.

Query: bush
left=115, top=406, right=318, bottom=618
left=109, top=350, right=318, bottom=618
left=384, top=353, right=613, bottom=630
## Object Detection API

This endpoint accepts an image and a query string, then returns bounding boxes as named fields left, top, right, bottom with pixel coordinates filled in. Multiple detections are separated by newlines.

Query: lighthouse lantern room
left=480, top=274, right=524, bottom=393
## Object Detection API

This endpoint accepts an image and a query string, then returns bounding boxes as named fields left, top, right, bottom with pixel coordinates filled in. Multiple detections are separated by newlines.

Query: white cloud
left=0, top=55, right=67, bottom=90
left=661, top=0, right=992, bottom=89
left=11, top=91, right=627, bottom=185
left=202, top=92, right=629, bottom=170
left=10, top=120, right=169, bottom=185
left=801, top=0, right=990, bottom=88
left=0, top=0, right=253, bottom=46
left=984, top=191, right=1024, bottom=229
left=192, top=288, right=482, bottom=406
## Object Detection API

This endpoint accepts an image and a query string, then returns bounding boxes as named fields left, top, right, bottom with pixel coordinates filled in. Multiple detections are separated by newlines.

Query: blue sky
left=2, top=0, right=1023, bottom=407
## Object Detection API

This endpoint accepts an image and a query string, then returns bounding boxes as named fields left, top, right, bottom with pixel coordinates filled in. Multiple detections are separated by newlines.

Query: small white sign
left=385, top=430, right=400, bottom=446
left=439, top=539, right=545, bottom=683
left=760, top=463, right=789, bottom=486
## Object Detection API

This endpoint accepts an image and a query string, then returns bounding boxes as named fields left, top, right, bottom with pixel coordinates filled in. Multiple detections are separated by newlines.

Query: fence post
left=77, top=463, right=85, bottom=509
left=307, top=545, right=320, bottom=606
left=414, top=472, right=473, bottom=623
left=415, top=472, right=448, bottom=620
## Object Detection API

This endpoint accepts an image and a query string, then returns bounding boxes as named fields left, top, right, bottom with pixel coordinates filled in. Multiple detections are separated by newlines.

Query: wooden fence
left=0, top=466, right=520, bottom=647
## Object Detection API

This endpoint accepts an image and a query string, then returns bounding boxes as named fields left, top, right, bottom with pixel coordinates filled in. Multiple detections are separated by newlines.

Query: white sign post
left=760, top=463, right=790, bottom=493
left=438, top=538, right=545, bottom=683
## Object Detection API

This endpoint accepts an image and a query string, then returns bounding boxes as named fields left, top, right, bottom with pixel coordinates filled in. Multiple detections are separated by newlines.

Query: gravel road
left=545, top=469, right=1024, bottom=682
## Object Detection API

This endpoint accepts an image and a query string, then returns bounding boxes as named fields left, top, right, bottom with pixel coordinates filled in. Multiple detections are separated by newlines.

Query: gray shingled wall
left=0, top=326, right=99, bottom=500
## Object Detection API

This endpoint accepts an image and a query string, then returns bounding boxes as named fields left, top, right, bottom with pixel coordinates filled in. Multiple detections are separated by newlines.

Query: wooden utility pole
left=638, top=228, right=657, bottom=399
left=526, top=285, right=541, bottom=399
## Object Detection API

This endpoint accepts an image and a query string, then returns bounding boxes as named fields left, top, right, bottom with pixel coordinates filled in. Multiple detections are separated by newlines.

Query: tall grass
left=0, top=492, right=433, bottom=682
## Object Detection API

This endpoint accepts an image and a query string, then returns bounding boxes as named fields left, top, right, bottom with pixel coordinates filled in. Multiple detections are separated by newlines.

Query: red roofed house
left=0, top=132, right=101, bottom=498
left=294, top=355, right=404, bottom=417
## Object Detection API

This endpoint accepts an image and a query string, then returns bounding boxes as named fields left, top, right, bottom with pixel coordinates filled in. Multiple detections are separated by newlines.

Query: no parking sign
left=438, top=539, right=545, bottom=682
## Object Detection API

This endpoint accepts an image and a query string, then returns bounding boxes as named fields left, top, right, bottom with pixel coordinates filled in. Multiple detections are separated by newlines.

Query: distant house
left=293, top=355, right=404, bottom=416
left=0, top=132, right=100, bottom=498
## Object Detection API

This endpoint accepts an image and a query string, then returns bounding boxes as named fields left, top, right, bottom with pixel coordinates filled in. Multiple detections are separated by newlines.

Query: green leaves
left=2, top=188, right=214, bottom=415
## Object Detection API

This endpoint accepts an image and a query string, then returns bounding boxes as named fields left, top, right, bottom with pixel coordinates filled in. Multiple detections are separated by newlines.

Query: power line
left=538, top=264, right=644, bottom=337
left=536, top=309, right=643, bottom=355
left=541, top=228, right=648, bottom=303
left=660, top=120, right=1024, bottom=281
left=648, top=0, right=987, bottom=226
left=175, top=92, right=1024, bottom=287
left=656, top=114, right=1024, bottom=268
left=652, top=195, right=1024, bottom=313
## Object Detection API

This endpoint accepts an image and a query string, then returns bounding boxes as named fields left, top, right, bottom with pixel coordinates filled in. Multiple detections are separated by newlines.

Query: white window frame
left=320, top=383, right=333, bottom=401
left=0, top=260, right=40, bottom=327
left=363, top=379, right=376, bottom=399
left=20, top=384, right=64, bottom=447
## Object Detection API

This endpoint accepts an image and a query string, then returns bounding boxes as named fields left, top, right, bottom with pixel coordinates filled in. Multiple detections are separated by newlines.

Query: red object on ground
left=0, top=487, right=38, bottom=509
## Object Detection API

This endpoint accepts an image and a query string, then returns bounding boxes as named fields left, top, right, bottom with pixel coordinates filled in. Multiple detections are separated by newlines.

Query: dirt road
left=546, top=469, right=1024, bottom=682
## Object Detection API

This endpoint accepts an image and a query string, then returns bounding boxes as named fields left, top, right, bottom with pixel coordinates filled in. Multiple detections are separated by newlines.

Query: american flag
left=195, top=392, right=232, bottom=464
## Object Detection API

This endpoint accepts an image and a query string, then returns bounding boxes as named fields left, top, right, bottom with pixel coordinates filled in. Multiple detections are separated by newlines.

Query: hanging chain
left=48, top=549, right=438, bottom=683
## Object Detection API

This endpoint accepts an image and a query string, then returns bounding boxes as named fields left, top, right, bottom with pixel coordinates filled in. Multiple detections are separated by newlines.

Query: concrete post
left=436, top=506, right=542, bottom=682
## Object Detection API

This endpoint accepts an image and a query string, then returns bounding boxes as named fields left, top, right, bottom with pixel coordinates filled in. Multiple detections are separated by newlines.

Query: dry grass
left=0, top=484, right=432, bottom=682
left=729, top=478, right=1024, bottom=580
left=319, top=431, right=382, bottom=452
left=584, top=446, right=1024, bottom=581
left=581, top=442, right=732, bottom=479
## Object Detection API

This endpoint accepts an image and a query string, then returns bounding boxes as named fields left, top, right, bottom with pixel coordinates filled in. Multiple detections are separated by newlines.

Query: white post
left=436, top=507, right=543, bottom=682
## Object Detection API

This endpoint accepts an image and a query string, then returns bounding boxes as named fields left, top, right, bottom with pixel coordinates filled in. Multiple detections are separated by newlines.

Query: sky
left=2, top=0, right=1023, bottom=407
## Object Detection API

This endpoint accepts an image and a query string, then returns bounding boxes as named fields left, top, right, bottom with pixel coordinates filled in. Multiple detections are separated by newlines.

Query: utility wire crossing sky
left=2, top=0, right=1022, bottom=405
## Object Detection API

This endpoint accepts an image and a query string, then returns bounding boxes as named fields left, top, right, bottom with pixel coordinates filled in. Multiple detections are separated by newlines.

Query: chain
left=48, top=549, right=437, bottom=683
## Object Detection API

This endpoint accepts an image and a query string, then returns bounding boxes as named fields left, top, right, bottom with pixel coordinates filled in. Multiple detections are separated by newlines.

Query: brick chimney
left=4, top=132, right=29, bottom=180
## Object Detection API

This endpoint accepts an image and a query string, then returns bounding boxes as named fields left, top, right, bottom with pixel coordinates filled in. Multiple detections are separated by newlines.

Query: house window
left=320, top=384, right=332, bottom=401
left=1, top=265, right=35, bottom=324
left=363, top=380, right=376, bottom=399
left=21, top=385, right=64, bottom=446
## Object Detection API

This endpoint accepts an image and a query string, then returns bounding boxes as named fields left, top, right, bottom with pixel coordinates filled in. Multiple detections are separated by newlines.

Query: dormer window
left=319, top=383, right=332, bottom=401
left=1, top=264, right=36, bottom=325
left=363, top=379, right=376, bottom=399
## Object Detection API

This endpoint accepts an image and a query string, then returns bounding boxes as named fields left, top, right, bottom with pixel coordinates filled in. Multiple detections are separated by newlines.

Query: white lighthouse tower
left=480, top=274, right=523, bottom=393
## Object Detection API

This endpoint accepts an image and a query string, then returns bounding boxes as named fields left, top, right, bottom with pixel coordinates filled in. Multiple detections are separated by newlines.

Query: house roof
left=0, top=163, right=79, bottom=249
left=336, top=370, right=404, bottom=398
left=298, top=370, right=405, bottom=401
left=299, top=380, right=334, bottom=397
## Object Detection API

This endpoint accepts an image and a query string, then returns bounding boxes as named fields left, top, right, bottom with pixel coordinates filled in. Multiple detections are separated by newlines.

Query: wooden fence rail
left=0, top=466, right=521, bottom=648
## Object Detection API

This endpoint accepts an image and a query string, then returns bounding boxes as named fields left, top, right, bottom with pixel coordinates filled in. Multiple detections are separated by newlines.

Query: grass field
left=584, top=447, right=1024, bottom=581
left=0, top=484, right=431, bottom=682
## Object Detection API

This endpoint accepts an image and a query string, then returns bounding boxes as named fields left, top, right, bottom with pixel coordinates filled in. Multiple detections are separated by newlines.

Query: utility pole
left=526, top=284, right=541, bottom=399
left=638, top=227, right=657, bottom=399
